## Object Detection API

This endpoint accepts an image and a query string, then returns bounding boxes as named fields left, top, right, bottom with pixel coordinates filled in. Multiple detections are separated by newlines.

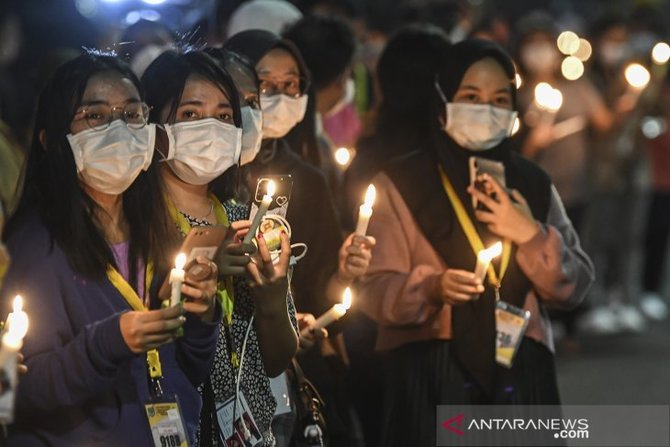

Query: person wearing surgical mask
left=0, top=53, right=220, bottom=445
left=356, top=39, right=594, bottom=446
left=224, top=29, right=375, bottom=445
left=142, top=50, right=299, bottom=447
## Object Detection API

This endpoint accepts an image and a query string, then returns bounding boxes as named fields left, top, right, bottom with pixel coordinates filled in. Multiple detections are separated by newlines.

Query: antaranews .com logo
left=436, top=405, right=669, bottom=447
left=442, top=412, right=590, bottom=440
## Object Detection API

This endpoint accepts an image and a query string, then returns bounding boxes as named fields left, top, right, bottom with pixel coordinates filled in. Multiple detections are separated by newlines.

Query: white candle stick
left=244, top=180, right=276, bottom=244
left=170, top=253, right=186, bottom=307
left=0, top=296, right=29, bottom=370
left=355, top=184, right=376, bottom=236
left=301, top=287, right=353, bottom=336
left=473, top=242, right=503, bottom=283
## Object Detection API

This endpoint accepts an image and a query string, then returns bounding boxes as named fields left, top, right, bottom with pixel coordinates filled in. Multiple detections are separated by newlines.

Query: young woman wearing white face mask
left=1, top=54, right=220, bottom=446
left=142, top=50, right=298, bottom=446
left=356, top=39, right=595, bottom=446
left=224, top=29, right=375, bottom=339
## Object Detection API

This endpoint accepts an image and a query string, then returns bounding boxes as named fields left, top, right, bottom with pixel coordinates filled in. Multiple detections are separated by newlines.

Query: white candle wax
left=300, top=287, right=353, bottom=336
left=244, top=181, right=276, bottom=244
left=170, top=253, right=186, bottom=307
left=355, top=184, right=376, bottom=236
left=0, top=296, right=28, bottom=370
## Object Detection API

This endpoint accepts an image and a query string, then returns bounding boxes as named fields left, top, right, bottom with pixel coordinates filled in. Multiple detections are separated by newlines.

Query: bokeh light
left=562, top=56, right=585, bottom=80
left=625, top=63, right=651, bottom=89
left=557, top=31, right=580, bottom=55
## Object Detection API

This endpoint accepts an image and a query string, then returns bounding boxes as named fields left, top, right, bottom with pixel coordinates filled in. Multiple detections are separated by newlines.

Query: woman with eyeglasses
left=223, top=28, right=375, bottom=351
left=357, top=39, right=594, bottom=446
left=141, top=49, right=298, bottom=447
left=0, top=53, right=220, bottom=446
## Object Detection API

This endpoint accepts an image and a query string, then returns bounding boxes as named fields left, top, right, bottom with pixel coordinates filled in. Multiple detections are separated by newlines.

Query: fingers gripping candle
left=302, top=287, right=353, bottom=336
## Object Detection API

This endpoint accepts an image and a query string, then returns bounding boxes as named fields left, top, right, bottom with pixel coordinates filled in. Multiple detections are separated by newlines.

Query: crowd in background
left=0, top=0, right=669, bottom=446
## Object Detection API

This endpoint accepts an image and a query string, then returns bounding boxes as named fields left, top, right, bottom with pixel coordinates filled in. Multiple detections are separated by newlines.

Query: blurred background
left=1, top=0, right=669, bottom=406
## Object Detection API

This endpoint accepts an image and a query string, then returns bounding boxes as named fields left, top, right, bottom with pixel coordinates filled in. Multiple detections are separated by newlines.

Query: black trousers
left=643, top=191, right=670, bottom=292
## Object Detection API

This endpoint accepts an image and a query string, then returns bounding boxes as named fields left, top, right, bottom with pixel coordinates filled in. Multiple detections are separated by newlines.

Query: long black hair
left=359, top=23, right=451, bottom=155
left=9, top=52, right=176, bottom=284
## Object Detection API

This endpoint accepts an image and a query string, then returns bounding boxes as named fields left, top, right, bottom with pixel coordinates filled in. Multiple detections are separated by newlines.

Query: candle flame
left=267, top=180, right=276, bottom=197
left=652, top=42, right=670, bottom=65
left=478, top=242, right=503, bottom=263
left=175, top=253, right=187, bottom=270
left=5, top=295, right=29, bottom=344
left=342, top=287, right=353, bottom=310
left=625, top=63, right=651, bottom=90
left=534, top=82, right=563, bottom=112
left=364, top=184, right=376, bottom=208
left=334, top=147, right=352, bottom=166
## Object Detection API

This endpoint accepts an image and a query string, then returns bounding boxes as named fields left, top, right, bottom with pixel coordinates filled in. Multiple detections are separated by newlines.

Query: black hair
left=283, top=15, right=355, bottom=90
left=119, top=19, right=176, bottom=62
left=9, top=53, right=176, bottom=284
left=142, top=50, right=242, bottom=127
left=370, top=23, right=450, bottom=147
left=205, top=48, right=259, bottom=109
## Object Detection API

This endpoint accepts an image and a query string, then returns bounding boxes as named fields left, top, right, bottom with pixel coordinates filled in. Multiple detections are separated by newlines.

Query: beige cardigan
left=358, top=172, right=594, bottom=353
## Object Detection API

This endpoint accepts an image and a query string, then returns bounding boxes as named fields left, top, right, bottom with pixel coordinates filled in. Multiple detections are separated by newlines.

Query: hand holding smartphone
left=469, top=156, right=506, bottom=211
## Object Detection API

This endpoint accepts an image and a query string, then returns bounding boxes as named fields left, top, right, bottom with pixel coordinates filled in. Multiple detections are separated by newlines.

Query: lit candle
left=302, top=287, right=353, bottom=336
left=0, top=296, right=29, bottom=369
left=244, top=180, right=276, bottom=244
left=355, top=184, right=376, bottom=236
left=334, top=147, right=353, bottom=169
left=624, top=62, right=651, bottom=106
left=473, top=242, right=503, bottom=283
left=170, top=253, right=186, bottom=307
left=534, top=82, right=563, bottom=126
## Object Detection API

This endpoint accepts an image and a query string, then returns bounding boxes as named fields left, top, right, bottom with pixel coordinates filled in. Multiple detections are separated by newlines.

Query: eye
left=218, top=113, right=233, bottom=122
left=495, top=96, right=512, bottom=106
left=180, top=109, right=200, bottom=121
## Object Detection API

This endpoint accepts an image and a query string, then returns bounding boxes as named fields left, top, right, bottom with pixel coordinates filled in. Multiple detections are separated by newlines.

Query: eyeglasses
left=73, top=102, right=151, bottom=131
left=258, top=75, right=309, bottom=98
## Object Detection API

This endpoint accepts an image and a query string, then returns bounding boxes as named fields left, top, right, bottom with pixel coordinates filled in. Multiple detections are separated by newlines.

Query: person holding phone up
left=0, top=53, right=220, bottom=446
left=357, top=39, right=595, bottom=446
left=142, top=50, right=298, bottom=446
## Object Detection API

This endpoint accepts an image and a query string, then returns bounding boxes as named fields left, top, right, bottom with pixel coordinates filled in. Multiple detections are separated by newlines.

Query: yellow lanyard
left=166, top=193, right=235, bottom=326
left=106, top=262, right=164, bottom=379
left=437, top=165, right=512, bottom=289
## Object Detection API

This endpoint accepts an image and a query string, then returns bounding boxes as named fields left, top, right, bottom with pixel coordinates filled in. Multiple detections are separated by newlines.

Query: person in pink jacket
left=357, top=38, right=594, bottom=446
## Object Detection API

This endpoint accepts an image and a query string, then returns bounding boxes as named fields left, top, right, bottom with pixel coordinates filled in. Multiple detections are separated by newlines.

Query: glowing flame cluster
left=556, top=31, right=591, bottom=80
left=534, top=82, right=563, bottom=112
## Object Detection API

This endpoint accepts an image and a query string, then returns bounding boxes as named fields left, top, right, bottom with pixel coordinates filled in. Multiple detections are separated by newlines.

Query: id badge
left=495, top=300, right=530, bottom=368
left=216, top=392, right=263, bottom=446
left=145, top=398, right=190, bottom=447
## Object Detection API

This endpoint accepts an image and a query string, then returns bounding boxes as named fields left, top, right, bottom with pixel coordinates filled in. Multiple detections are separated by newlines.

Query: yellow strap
left=167, top=193, right=235, bottom=324
left=437, top=165, right=512, bottom=287
left=106, top=261, right=163, bottom=379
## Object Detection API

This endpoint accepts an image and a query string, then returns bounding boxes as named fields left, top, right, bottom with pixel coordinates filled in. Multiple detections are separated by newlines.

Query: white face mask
left=599, top=42, right=627, bottom=66
left=445, top=103, right=517, bottom=151
left=163, top=118, right=242, bottom=185
left=67, top=120, right=155, bottom=195
left=260, top=94, right=308, bottom=139
left=240, top=106, right=263, bottom=165
left=520, top=42, right=558, bottom=73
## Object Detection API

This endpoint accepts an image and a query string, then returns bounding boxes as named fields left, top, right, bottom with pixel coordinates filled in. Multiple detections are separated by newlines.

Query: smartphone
left=158, top=225, right=230, bottom=299
left=249, top=175, right=293, bottom=221
left=469, top=156, right=506, bottom=211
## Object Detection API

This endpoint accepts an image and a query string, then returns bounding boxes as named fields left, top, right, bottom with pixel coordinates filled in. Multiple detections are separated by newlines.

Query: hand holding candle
left=169, top=253, right=186, bottom=308
left=534, top=82, right=563, bottom=125
left=301, top=287, right=353, bottom=336
left=244, top=180, right=276, bottom=244
left=473, top=242, right=503, bottom=284
left=355, top=184, right=376, bottom=236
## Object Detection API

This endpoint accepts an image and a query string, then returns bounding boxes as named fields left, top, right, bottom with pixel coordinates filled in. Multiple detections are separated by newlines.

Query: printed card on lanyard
left=106, top=263, right=190, bottom=447
left=495, top=300, right=530, bottom=368
left=216, top=393, right=263, bottom=446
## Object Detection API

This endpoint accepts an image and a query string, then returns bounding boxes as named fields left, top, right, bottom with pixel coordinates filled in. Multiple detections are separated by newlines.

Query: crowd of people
left=0, top=0, right=668, bottom=446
